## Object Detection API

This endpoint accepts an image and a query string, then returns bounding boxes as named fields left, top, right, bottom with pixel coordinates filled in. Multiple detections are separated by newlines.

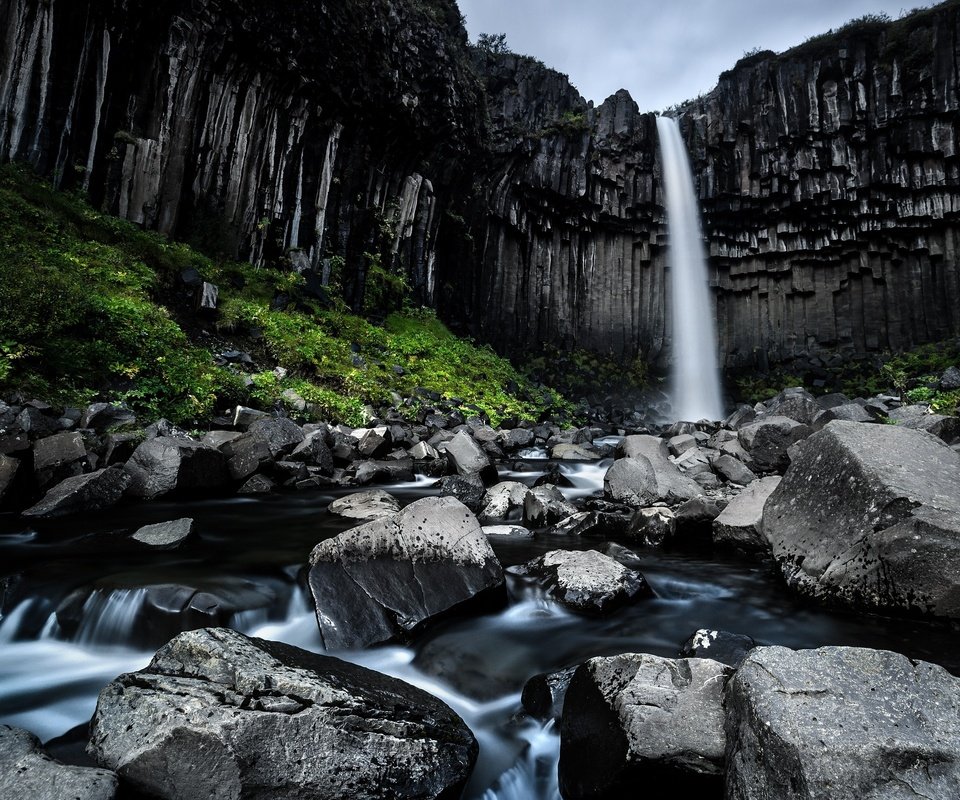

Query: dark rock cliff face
left=0, top=0, right=483, bottom=308
left=686, top=7, right=960, bottom=369
left=2, top=0, right=960, bottom=370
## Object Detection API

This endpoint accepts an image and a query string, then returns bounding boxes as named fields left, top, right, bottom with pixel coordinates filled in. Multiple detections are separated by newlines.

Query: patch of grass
left=0, top=164, right=570, bottom=427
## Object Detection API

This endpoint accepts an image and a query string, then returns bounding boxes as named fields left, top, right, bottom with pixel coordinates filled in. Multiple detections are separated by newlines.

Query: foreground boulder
left=88, top=628, right=477, bottom=800
left=560, top=654, right=732, bottom=798
left=125, top=437, right=228, bottom=499
left=763, top=420, right=960, bottom=618
left=509, top=549, right=653, bottom=614
left=726, top=646, right=960, bottom=799
left=0, top=724, right=117, bottom=800
left=309, top=497, right=504, bottom=649
left=607, top=436, right=702, bottom=505
left=22, top=467, right=130, bottom=518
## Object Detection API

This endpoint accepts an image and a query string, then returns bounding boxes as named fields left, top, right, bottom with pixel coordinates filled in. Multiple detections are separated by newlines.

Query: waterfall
left=656, top=116, right=724, bottom=422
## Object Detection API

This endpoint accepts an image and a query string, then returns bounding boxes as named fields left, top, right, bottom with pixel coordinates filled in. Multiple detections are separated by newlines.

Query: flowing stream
left=656, top=115, right=725, bottom=422
left=1, top=464, right=957, bottom=799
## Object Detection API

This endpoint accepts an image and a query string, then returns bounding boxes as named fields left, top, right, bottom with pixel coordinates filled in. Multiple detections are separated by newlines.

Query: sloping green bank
left=0, top=166, right=569, bottom=427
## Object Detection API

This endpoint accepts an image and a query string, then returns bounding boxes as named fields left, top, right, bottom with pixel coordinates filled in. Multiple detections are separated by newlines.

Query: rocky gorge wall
left=3, top=0, right=960, bottom=372
left=0, top=0, right=483, bottom=309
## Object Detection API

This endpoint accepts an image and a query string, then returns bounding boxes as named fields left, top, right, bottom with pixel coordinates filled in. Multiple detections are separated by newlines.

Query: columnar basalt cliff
left=2, top=0, right=960, bottom=372
left=0, top=0, right=483, bottom=308
left=685, top=8, right=960, bottom=368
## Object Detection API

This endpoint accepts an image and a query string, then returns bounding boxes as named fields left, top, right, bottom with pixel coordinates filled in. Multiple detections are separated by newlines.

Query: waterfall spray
left=656, top=116, right=724, bottom=422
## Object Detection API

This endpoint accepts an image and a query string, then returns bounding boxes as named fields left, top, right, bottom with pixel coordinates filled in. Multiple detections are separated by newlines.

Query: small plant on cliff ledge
left=476, top=32, right=509, bottom=54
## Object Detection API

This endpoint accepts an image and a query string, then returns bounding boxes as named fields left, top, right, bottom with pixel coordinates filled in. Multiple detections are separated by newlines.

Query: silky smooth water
left=656, top=115, right=725, bottom=422
left=1, top=466, right=957, bottom=799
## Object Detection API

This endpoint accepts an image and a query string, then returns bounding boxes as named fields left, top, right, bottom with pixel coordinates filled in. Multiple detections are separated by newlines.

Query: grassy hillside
left=0, top=165, right=569, bottom=427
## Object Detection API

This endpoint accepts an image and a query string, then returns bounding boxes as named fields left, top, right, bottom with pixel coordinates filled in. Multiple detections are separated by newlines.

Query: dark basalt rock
left=308, top=497, right=504, bottom=650
left=79, top=403, right=136, bottom=432
left=678, top=629, right=756, bottom=668
left=22, top=467, right=130, bottom=518
left=131, top=518, right=195, bottom=549
left=437, top=472, right=486, bottom=512
left=32, top=431, right=89, bottom=490
left=726, top=646, right=960, bottom=800
left=559, top=654, right=732, bottom=799
left=444, top=431, right=497, bottom=484
left=125, top=437, right=228, bottom=499
left=0, top=724, right=117, bottom=800
left=87, top=628, right=478, bottom=800
left=763, top=420, right=960, bottom=618
left=509, top=549, right=653, bottom=614
left=737, top=416, right=811, bottom=472
left=521, top=666, right=578, bottom=722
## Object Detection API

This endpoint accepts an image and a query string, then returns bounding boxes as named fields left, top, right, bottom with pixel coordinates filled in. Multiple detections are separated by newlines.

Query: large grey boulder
left=328, top=489, right=400, bottom=520
left=737, top=416, right=811, bottom=472
left=509, top=549, right=653, bottom=614
left=560, top=654, right=732, bottom=799
left=87, top=628, right=477, bottom=800
left=477, top=481, right=529, bottom=523
left=712, top=476, right=781, bottom=553
left=0, top=724, right=117, bottom=800
left=23, top=467, right=131, bottom=518
left=308, top=497, right=504, bottom=649
left=125, top=437, right=227, bottom=499
left=604, top=453, right=701, bottom=508
left=726, top=646, right=960, bottom=800
left=33, top=431, right=88, bottom=489
left=444, top=430, right=497, bottom=483
left=763, top=420, right=960, bottom=618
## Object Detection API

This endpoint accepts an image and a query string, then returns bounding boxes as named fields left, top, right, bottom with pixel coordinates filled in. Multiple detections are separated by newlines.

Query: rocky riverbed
left=1, top=382, right=959, bottom=798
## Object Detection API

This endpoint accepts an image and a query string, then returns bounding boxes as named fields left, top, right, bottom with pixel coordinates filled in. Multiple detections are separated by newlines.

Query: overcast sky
left=457, top=1, right=933, bottom=110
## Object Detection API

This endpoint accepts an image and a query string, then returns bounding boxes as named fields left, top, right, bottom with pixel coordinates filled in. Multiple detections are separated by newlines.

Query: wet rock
left=287, top=431, right=334, bottom=475
left=438, top=473, right=486, bottom=512
left=444, top=430, right=497, bottom=483
left=626, top=507, right=676, bottom=546
left=940, top=366, right=960, bottom=391
left=501, top=428, right=535, bottom=450
left=533, top=465, right=574, bottom=488
left=597, top=542, right=645, bottom=570
left=673, top=497, right=723, bottom=541
left=711, top=453, right=757, bottom=485
left=357, top=426, right=392, bottom=458
left=0, top=454, right=21, bottom=507
left=237, top=474, right=275, bottom=495
left=761, top=388, right=820, bottom=425
left=607, top=436, right=702, bottom=505
left=33, top=431, right=89, bottom=489
left=667, top=434, right=697, bottom=456
left=247, top=418, right=305, bottom=459
left=308, top=497, right=504, bottom=649
left=713, top=477, right=781, bottom=553
left=408, top=441, right=440, bottom=460
left=726, top=646, right=960, bottom=800
left=80, top=403, right=136, bottom=432
left=549, top=511, right=628, bottom=538
left=353, top=458, right=415, bottom=485
left=329, top=489, right=401, bottom=520
left=763, top=420, right=960, bottom=617
left=125, top=437, right=227, bottom=499
left=23, top=467, right=131, bottom=518
left=898, top=413, right=960, bottom=444
left=550, top=443, right=600, bottom=460
left=678, top=629, right=756, bottom=668
left=521, top=666, right=578, bottom=721
left=232, top=406, right=270, bottom=430
left=87, top=628, right=477, bottom=800
left=737, top=416, right=811, bottom=472
left=523, top=485, right=577, bottom=527
left=560, top=654, right=732, bottom=798
left=509, top=550, right=653, bottom=614
left=143, top=419, right=191, bottom=440
left=103, top=432, right=142, bottom=465
left=724, top=405, right=757, bottom=430
left=477, top=481, right=529, bottom=523
left=811, top=402, right=874, bottom=430
left=132, top=518, right=195, bottom=549
left=482, top=524, right=533, bottom=538
left=0, top=724, right=117, bottom=800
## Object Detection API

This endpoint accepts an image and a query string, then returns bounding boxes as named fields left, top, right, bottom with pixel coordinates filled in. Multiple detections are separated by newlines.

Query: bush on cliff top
left=0, top=165, right=569, bottom=427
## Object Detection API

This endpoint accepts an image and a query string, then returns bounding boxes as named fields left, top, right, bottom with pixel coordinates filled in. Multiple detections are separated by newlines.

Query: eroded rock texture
left=3, top=1, right=960, bottom=366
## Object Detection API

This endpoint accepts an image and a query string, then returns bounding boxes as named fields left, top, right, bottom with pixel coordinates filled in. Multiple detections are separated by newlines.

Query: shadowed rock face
left=87, top=628, right=478, bottom=800
left=4, top=0, right=960, bottom=367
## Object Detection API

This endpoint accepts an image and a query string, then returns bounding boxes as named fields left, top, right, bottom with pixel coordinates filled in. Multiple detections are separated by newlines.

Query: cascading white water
left=656, top=116, right=725, bottom=422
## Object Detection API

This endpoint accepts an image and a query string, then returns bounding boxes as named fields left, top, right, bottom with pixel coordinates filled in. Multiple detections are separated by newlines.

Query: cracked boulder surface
left=87, top=628, right=478, bottom=800
left=763, top=420, right=960, bottom=618
left=308, top=496, right=504, bottom=650
left=559, top=653, right=732, bottom=799
left=726, top=646, right=960, bottom=800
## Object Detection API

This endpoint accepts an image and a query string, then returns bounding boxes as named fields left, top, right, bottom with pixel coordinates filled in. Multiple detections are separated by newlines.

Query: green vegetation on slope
left=0, top=165, right=569, bottom=427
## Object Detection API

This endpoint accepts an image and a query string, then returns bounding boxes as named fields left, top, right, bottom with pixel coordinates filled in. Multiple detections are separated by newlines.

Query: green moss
left=0, top=164, right=570, bottom=427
